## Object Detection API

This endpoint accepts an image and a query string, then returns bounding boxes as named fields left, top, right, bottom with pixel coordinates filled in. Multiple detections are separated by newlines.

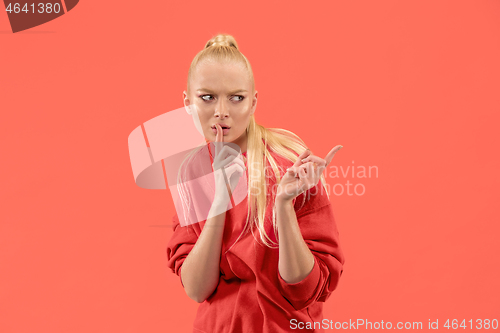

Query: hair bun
left=205, top=33, right=239, bottom=50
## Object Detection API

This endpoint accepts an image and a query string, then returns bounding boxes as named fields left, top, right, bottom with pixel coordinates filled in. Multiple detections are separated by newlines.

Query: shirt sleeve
left=166, top=213, right=199, bottom=288
left=276, top=183, right=345, bottom=311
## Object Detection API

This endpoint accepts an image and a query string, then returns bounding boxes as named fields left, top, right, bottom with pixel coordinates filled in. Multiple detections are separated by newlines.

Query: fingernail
left=301, top=159, right=307, bottom=162
left=339, top=145, right=343, bottom=150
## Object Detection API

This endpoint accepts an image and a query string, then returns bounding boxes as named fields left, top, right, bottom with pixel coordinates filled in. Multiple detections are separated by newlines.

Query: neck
left=231, top=130, right=248, bottom=154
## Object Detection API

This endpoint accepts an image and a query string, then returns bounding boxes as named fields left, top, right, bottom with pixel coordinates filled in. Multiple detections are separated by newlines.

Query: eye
left=232, top=95, right=245, bottom=102
left=200, top=95, right=214, bottom=102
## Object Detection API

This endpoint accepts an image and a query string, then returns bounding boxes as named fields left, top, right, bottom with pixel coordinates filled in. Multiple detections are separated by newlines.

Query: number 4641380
left=6, top=3, right=62, bottom=14
left=444, top=319, right=498, bottom=330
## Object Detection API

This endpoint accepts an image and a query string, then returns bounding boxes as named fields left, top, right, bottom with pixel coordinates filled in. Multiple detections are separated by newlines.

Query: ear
left=250, top=90, right=258, bottom=115
left=183, top=91, right=192, bottom=114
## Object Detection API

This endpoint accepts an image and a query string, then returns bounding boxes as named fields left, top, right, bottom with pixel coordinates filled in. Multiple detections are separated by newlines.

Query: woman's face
left=183, top=60, right=257, bottom=152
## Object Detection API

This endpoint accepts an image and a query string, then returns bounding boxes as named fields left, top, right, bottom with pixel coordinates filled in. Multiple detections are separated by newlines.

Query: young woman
left=166, top=33, right=345, bottom=333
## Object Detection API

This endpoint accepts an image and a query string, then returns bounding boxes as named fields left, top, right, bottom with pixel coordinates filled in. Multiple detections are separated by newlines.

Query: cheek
left=235, top=110, right=252, bottom=122
left=197, top=112, right=212, bottom=125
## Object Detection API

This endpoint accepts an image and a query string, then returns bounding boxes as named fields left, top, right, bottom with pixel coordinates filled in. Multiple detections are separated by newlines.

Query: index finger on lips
left=215, top=124, right=223, bottom=142
left=214, top=124, right=223, bottom=155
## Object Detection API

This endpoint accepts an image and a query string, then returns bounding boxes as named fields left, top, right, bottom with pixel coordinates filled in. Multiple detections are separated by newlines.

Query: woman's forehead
left=191, top=64, right=251, bottom=91
left=194, top=60, right=247, bottom=77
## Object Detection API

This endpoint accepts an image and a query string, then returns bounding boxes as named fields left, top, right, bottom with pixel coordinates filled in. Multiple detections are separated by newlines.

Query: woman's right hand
left=211, top=124, right=246, bottom=211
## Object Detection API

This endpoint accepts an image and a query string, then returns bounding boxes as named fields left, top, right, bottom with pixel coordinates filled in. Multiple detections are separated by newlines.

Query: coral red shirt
left=166, top=146, right=345, bottom=333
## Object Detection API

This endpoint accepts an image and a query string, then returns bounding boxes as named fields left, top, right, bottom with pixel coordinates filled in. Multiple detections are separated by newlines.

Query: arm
left=172, top=125, right=245, bottom=303
left=180, top=202, right=226, bottom=303
left=274, top=145, right=345, bottom=310
left=276, top=197, right=315, bottom=284
left=275, top=189, right=345, bottom=311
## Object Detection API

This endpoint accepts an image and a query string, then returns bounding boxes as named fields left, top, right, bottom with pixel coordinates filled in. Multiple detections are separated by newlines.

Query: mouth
left=211, top=124, right=231, bottom=135
left=211, top=124, right=231, bottom=130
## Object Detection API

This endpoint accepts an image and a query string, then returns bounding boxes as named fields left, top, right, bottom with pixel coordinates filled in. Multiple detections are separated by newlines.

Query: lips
left=211, top=124, right=231, bottom=135
left=211, top=124, right=231, bottom=130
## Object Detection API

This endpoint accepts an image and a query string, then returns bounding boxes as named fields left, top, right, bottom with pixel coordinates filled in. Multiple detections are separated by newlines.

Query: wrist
left=275, top=196, right=294, bottom=209
left=211, top=199, right=229, bottom=210
left=208, top=200, right=228, bottom=219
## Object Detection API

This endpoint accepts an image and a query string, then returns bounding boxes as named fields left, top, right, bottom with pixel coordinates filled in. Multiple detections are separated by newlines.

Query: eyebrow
left=197, top=88, right=248, bottom=94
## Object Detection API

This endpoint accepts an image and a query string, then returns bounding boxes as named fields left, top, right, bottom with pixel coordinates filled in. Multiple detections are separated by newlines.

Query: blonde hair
left=183, top=33, right=329, bottom=248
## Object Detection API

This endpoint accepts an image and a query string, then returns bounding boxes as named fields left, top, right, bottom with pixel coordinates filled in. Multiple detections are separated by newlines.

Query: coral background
left=1, top=0, right=499, bottom=332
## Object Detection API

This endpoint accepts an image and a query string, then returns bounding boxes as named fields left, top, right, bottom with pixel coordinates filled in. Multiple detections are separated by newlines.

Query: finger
left=299, top=162, right=322, bottom=184
left=293, top=148, right=311, bottom=167
left=296, top=161, right=316, bottom=173
left=285, top=166, right=298, bottom=178
left=298, top=168, right=310, bottom=192
left=220, top=155, right=246, bottom=170
left=231, top=156, right=246, bottom=170
left=324, top=145, right=343, bottom=166
left=305, top=161, right=315, bottom=178
left=298, top=162, right=315, bottom=183
left=225, top=163, right=245, bottom=178
left=220, top=165, right=230, bottom=188
left=215, top=124, right=223, bottom=142
left=214, top=145, right=239, bottom=168
left=218, top=155, right=236, bottom=168
left=227, top=164, right=245, bottom=190
left=298, top=165, right=307, bottom=177
left=214, top=124, right=224, bottom=155
left=300, top=155, right=327, bottom=167
left=218, top=145, right=239, bottom=159
left=316, top=162, right=327, bottom=176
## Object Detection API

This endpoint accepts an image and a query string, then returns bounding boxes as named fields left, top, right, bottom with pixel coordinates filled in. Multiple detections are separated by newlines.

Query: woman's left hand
left=275, top=145, right=343, bottom=203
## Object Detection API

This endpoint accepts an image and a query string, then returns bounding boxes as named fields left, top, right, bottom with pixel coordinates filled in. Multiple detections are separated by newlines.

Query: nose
left=214, top=100, right=229, bottom=119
